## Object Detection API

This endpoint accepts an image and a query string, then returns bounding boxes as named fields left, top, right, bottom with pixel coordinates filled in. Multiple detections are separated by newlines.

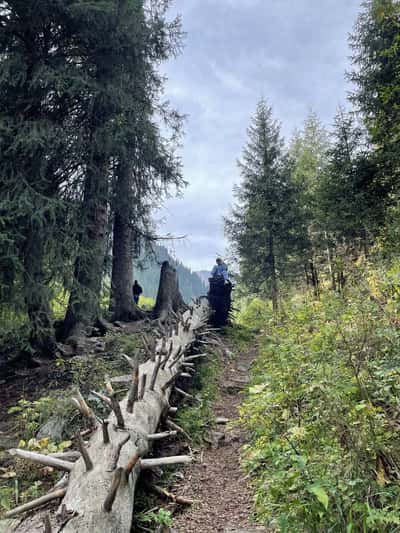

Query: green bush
left=240, top=275, right=400, bottom=532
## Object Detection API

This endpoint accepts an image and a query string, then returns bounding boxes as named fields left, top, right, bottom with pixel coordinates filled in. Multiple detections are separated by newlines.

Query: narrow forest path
left=172, top=342, right=268, bottom=533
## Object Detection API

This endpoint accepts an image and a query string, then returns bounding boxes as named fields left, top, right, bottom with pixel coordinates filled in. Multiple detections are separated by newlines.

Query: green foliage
left=240, top=270, right=400, bottom=531
left=175, top=353, right=221, bottom=445
left=8, top=397, right=58, bottom=439
left=137, top=508, right=173, bottom=529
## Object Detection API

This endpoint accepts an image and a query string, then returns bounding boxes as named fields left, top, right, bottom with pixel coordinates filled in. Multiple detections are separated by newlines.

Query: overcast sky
left=157, top=0, right=362, bottom=272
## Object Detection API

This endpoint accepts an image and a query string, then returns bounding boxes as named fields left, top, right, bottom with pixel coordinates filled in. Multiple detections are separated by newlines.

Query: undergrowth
left=240, top=264, right=400, bottom=532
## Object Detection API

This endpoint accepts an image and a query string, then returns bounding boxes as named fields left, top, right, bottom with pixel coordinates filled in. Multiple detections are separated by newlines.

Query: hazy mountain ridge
left=134, top=245, right=207, bottom=303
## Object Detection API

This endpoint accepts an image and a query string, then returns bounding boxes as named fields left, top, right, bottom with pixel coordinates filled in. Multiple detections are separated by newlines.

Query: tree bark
left=154, top=261, right=185, bottom=321
left=110, top=160, right=143, bottom=322
left=23, top=225, right=56, bottom=358
left=269, top=235, right=278, bottom=315
left=62, top=154, right=109, bottom=339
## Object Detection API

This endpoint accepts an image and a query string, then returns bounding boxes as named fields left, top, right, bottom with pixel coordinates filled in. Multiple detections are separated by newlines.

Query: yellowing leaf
left=309, top=485, right=329, bottom=510
left=376, top=457, right=389, bottom=487
left=249, top=384, right=267, bottom=394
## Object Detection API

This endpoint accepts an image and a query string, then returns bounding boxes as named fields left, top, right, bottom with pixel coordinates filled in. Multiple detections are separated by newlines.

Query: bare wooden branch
left=107, top=434, right=130, bottom=472
left=140, top=455, right=192, bottom=469
left=102, top=420, right=110, bottom=444
left=127, top=363, right=139, bottom=413
left=5, top=488, right=66, bottom=518
left=150, top=484, right=194, bottom=505
left=149, top=355, right=162, bottom=391
left=166, top=419, right=192, bottom=442
left=75, top=432, right=93, bottom=472
left=180, top=372, right=192, bottom=378
left=106, top=380, right=125, bottom=429
left=8, top=449, right=74, bottom=472
left=139, top=373, right=147, bottom=400
left=147, top=431, right=178, bottom=441
left=103, top=467, right=123, bottom=513
left=90, top=390, right=112, bottom=407
left=141, top=334, right=155, bottom=361
left=168, top=346, right=182, bottom=369
left=71, top=390, right=97, bottom=428
left=121, top=353, right=136, bottom=370
left=124, top=452, right=141, bottom=477
left=160, top=339, right=174, bottom=370
left=183, top=353, right=208, bottom=362
left=174, top=387, right=197, bottom=401
left=161, top=372, right=180, bottom=393
left=48, top=474, right=69, bottom=493
left=168, top=406, right=178, bottom=415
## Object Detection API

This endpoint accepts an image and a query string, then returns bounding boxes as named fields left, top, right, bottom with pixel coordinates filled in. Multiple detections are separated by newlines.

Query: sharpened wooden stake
left=103, top=467, right=123, bottom=513
left=161, top=372, right=180, bottom=393
left=106, top=380, right=125, bottom=428
left=149, top=355, right=162, bottom=391
left=5, top=489, right=66, bottom=518
left=127, top=355, right=139, bottom=413
left=139, top=373, right=147, bottom=399
left=168, top=346, right=182, bottom=369
left=161, top=339, right=174, bottom=370
left=75, top=432, right=93, bottom=472
left=124, top=452, right=141, bottom=478
left=107, top=434, right=130, bottom=472
left=102, top=420, right=110, bottom=444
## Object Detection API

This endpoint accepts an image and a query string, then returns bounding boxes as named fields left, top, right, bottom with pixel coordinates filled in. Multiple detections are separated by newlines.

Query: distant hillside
left=134, top=245, right=207, bottom=303
left=196, top=270, right=211, bottom=285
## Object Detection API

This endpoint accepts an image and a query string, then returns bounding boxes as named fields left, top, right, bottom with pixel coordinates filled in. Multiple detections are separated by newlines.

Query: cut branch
left=8, top=449, right=74, bottom=472
left=75, top=432, right=93, bottom=472
left=103, top=467, right=123, bottom=513
left=4, top=489, right=66, bottom=518
left=140, top=455, right=192, bottom=469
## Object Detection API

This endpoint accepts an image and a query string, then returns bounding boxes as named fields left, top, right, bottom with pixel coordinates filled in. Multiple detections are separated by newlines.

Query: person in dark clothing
left=132, top=280, right=143, bottom=305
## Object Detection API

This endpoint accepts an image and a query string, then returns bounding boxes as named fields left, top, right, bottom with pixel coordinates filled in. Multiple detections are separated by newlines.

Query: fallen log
left=2, top=298, right=210, bottom=533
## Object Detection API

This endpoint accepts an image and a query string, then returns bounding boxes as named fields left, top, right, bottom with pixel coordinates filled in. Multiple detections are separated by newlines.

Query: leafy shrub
left=240, top=277, right=400, bottom=532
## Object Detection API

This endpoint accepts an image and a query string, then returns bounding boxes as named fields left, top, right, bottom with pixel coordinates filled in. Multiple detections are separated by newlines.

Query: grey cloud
left=158, top=0, right=362, bottom=270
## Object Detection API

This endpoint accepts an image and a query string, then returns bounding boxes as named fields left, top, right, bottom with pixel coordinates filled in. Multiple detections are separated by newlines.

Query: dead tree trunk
left=2, top=299, right=210, bottom=533
left=154, top=261, right=185, bottom=322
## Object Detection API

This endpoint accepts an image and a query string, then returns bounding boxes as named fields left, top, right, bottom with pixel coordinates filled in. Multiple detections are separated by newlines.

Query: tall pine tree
left=226, top=100, right=301, bottom=312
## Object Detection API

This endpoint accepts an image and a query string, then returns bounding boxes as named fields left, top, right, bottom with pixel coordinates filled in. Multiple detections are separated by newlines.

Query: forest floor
left=171, top=340, right=268, bottom=533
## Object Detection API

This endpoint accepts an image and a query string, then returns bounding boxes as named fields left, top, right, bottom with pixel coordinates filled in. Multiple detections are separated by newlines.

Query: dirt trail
left=172, top=344, right=268, bottom=533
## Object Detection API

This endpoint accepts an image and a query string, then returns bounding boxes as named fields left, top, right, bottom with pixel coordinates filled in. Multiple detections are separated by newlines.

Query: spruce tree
left=226, top=100, right=301, bottom=312
left=350, top=0, right=400, bottom=193
left=0, top=1, right=82, bottom=356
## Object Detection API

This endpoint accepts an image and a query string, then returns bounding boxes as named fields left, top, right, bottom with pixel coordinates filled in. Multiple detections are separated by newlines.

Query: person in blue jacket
left=211, top=258, right=229, bottom=282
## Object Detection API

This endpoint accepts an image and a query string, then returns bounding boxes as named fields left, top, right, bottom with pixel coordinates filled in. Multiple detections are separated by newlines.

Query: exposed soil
left=171, top=343, right=268, bottom=533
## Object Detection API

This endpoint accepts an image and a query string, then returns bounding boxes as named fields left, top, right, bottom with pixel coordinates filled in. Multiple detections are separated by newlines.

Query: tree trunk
left=269, top=235, right=278, bottom=315
left=2, top=300, right=210, bottom=533
left=23, top=225, right=56, bottom=357
left=154, top=261, right=185, bottom=321
left=110, top=160, right=143, bottom=322
left=324, top=232, right=337, bottom=292
left=62, top=154, right=109, bottom=339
